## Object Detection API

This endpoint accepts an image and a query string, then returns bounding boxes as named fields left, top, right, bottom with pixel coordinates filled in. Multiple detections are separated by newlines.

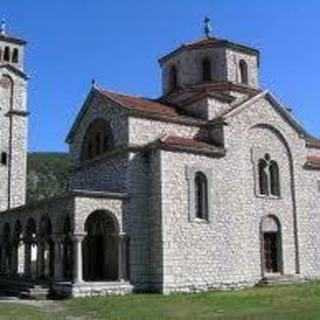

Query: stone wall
left=69, top=93, right=129, bottom=166
left=160, top=45, right=259, bottom=95
left=155, top=95, right=320, bottom=293
left=0, top=69, right=28, bottom=211
left=71, top=154, right=128, bottom=193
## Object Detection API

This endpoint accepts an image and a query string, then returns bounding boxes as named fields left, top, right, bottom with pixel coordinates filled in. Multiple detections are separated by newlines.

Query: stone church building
left=0, top=21, right=319, bottom=297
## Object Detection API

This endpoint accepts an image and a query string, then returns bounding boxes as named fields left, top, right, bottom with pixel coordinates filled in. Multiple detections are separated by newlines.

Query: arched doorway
left=83, top=210, right=119, bottom=281
left=3, top=223, right=11, bottom=274
left=261, top=215, right=282, bottom=274
left=25, top=218, right=37, bottom=278
left=39, top=216, right=54, bottom=279
left=63, top=216, right=73, bottom=280
left=14, top=220, right=24, bottom=275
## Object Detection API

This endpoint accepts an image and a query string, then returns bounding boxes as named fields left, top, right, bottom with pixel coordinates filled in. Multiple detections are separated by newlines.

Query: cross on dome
left=0, top=18, right=6, bottom=36
left=204, top=16, right=212, bottom=38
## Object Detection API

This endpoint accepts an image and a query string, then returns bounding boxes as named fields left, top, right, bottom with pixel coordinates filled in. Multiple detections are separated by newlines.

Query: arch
left=12, top=48, right=19, bottom=63
left=169, top=65, right=178, bottom=92
left=3, top=223, right=11, bottom=274
left=194, top=171, right=209, bottom=220
left=25, top=218, right=38, bottom=278
left=239, top=59, right=248, bottom=85
left=270, top=160, right=280, bottom=196
left=3, top=46, right=10, bottom=62
left=13, top=220, right=24, bottom=275
left=249, top=124, right=299, bottom=273
left=260, top=215, right=282, bottom=274
left=81, top=118, right=114, bottom=162
left=83, top=210, right=119, bottom=281
left=39, top=215, right=54, bottom=279
left=202, top=58, right=212, bottom=82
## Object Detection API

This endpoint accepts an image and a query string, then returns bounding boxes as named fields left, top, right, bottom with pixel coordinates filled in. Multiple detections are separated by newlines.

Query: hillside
left=26, top=152, right=72, bottom=204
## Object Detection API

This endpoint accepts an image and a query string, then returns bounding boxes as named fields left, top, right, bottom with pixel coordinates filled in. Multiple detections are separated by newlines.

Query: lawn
left=1, top=282, right=320, bottom=319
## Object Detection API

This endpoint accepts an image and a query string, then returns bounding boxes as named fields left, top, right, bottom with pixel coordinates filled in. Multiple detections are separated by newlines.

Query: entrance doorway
left=261, top=215, right=282, bottom=275
left=263, top=232, right=279, bottom=273
left=83, top=210, right=119, bottom=281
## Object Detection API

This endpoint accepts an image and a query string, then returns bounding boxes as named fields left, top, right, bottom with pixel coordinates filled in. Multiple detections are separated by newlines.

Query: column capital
left=51, top=234, right=65, bottom=243
left=72, top=233, right=86, bottom=242
left=118, top=232, right=128, bottom=240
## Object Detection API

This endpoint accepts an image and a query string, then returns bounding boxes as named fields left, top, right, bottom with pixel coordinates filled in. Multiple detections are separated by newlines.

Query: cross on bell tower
left=0, top=19, right=6, bottom=36
left=204, top=16, right=212, bottom=38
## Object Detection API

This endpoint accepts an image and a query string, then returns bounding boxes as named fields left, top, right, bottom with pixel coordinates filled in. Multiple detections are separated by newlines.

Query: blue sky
left=3, top=1, right=320, bottom=152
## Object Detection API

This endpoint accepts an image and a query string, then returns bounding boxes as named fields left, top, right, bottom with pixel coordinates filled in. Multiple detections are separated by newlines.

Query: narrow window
left=12, top=48, right=19, bottom=63
left=194, top=172, right=208, bottom=219
left=202, top=58, right=212, bottom=81
left=169, top=65, right=178, bottom=92
left=258, top=159, right=268, bottom=195
left=87, top=142, right=93, bottom=159
left=81, top=119, right=114, bottom=162
left=95, top=132, right=102, bottom=156
left=3, top=46, right=10, bottom=62
left=270, top=161, right=280, bottom=196
left=103, top=132, right=112, bottom=152
left=1, top=152, right=7, bottom=165
left=0, top=48, right=2, bottom=61
left=239, top=59, right=248, bottom=85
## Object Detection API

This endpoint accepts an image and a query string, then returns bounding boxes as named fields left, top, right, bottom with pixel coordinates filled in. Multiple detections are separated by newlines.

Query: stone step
left=0, top=278, right=52, bottom=299
left=259, top=274, right=306, bottom=286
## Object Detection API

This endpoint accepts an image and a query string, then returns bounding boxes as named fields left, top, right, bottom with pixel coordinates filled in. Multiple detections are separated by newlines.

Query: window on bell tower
left=12, top=48, right=19, bottom=63
left=202, top=58, right=212, bottom=82
left=239, top=59, right=248, bottom=85
left=169, top=65, right=178, bottom=92
left=3, top=46, right=10, bottom=62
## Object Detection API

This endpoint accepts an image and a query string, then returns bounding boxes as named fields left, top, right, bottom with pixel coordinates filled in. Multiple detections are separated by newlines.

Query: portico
left=0, top=190, right=133, bottom=297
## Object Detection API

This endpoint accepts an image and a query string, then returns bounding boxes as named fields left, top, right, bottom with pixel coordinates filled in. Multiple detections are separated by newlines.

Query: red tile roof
left=156, top=135, right=225, bottom=157
left=305, top=156, right=320, bottom=169
left=98, top=88, right=178, bottom=117
left=306, top=138, right=320, bottom=149
left=159, top=37, right=259, bottom=65
left=162, top=136, right=212, bottom=149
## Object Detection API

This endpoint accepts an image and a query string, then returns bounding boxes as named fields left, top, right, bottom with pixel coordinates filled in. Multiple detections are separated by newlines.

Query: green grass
left=2, top=282, right=320, bottom=319
left=0, top=303, right=55, bottom=320
left=62, top=282, right=320, bottom=320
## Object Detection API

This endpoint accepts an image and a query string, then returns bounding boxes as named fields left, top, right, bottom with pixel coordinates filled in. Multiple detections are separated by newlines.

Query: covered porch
left=0, top=190, right=132, bottom=298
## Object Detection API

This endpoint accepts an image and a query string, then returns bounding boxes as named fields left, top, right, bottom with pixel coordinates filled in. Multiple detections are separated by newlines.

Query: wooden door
left=263, top=232, right=278, bottom=273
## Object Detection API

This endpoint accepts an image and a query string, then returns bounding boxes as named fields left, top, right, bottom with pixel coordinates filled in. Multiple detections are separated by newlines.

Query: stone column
left=52, top=235, right=64, bottom=282
left=72, top=234, right=85, bottom=284
left=118, top=233, right=128, bottom=282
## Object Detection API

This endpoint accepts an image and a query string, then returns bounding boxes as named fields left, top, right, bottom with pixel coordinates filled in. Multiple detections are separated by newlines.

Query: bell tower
left=159, top=18, right=260, bottom=96
left=0, top=20, right=28, bottom=211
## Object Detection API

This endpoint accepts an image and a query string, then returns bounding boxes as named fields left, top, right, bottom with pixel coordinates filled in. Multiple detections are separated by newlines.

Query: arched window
left=169, top=65, right=178, bottom=92
left=239, top=59, right=248, bottom=85
left=270, top=161, right=280, bottom=196
left=258, top=159, right=268, bottom=196
left=194, top=172, right=208, bottom=220
left=202, top=58, right=212, bottom=82
left=81, top=119, right=114, bottom=162
left=258, top=154, right=281, bottom=197
left=12, top=48, right=19, bottom=63
left=3, top=46, right=10, bottom=62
